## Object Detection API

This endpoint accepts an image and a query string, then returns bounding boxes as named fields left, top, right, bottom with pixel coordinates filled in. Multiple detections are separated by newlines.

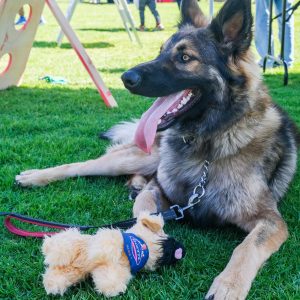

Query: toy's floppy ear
left=179, top=0, right=209, bottom=28
left=138, top=211, right=164, bottom=233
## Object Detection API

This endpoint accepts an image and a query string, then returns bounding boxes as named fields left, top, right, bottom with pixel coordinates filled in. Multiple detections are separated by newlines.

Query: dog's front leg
left=15, top=144, right=159, bottom=187
left=205, top=210, right=288, bottom=300
left=133, top=179, right=170, bottom=217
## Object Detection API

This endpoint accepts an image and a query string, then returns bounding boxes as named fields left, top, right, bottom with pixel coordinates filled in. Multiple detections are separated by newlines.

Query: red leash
left=4, top=215, right=60, bottom=238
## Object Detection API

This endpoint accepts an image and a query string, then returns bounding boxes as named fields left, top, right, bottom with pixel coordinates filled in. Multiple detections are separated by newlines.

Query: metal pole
left=280, top=0, right=288, bottom=85
left=56, top=0, right=79, bottom=46
left=263, top=0, right=273, bottom=72
left=209, top=0, right=213, bottom=18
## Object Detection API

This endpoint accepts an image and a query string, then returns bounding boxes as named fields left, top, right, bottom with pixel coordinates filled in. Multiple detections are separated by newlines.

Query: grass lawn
left=0, top=1, right=299, bottom=299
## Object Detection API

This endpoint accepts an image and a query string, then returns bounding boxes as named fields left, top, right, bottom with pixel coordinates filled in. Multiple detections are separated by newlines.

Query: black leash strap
left=0, top=209, right=178, bottom=238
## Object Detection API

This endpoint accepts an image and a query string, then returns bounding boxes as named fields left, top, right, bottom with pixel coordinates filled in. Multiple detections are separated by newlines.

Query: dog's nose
left=121, top=70, right=141, bottom=89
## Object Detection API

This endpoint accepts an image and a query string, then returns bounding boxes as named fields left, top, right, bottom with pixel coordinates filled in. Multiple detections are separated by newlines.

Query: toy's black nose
left=121, top=70, right=141, bottom=89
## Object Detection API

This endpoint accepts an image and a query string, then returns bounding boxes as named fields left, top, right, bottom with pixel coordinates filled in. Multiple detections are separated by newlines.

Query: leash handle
left=0, top=212, right=136, bottom=238
left=3, top=213, right=79, bottom=238
left=4, top=216, right=59, bottom=238
left=0, top=212, right=98, bottom=238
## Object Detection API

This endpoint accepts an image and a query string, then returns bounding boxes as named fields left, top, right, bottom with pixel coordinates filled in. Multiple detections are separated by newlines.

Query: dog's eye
left=181, top=54, right=190, bottom=62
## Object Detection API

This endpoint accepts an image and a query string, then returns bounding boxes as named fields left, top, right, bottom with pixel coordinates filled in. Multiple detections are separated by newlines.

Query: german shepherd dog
left=16, top=0, right=299, bottom=298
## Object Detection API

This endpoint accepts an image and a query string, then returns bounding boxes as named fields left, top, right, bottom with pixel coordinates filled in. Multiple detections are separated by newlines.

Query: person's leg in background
left=147, top=0, right=164, bottom=30
left=15, top=7, right=27, bottom=25
left=255, top=0, right=275, bottom=67
left=139, top=0, right=147, bottom=31
left=274, top=0, right=294, bottom=67
left=15, top=6, right=46, bottom=26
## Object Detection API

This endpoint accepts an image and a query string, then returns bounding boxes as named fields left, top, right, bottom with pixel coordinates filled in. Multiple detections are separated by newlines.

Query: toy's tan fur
left=42, top=212, right=168, bottom=297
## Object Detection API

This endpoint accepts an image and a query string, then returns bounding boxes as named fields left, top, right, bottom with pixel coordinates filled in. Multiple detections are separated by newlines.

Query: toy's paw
left=97, top=283, right=127, bottom=297
left=43, top=271, right=71, bottom=296
left=15, top=169, right=51, bottom=187
left=93, top=268, right=129, bottom=297
left=205, top=272, right=249, bottom=300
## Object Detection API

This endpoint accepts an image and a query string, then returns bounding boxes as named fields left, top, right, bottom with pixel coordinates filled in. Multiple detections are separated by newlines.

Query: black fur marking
left=128, top=188, right=139, bottom=201
left=265, top=104, right=300, bottom=200
left=98, top=131, right=111, bottom=140
left=255, top=228, right=268, bottom=246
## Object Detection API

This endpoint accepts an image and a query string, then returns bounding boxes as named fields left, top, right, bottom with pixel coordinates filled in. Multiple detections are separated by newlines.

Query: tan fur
left=133, top=179, right=170, bottom=217
left=206, top=211, right=288, bottom=300
left=126, top=175, right=148, bottom=191
left=16, top=143, right=159, bottom=186
left=42, top=212, right=168, bottom=297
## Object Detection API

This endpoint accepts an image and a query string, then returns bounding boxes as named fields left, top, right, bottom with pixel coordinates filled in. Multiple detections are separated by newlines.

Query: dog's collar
left=122, top=232, right=149, bottom=274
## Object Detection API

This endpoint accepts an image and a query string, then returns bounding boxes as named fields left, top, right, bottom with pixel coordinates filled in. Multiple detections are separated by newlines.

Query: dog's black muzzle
left=121, top=58, right=191, bottom=97
left=121, top=70, right=142, bottom=90
left=121, top=59, right=173, bottom=97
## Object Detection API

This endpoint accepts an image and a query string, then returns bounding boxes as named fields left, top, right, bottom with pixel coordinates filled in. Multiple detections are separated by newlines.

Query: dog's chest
left=157, top=132, right=263, bottom=225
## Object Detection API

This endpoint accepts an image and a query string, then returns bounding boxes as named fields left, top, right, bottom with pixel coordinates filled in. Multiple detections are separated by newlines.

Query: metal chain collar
left=170, top=160, right=210, bottom=220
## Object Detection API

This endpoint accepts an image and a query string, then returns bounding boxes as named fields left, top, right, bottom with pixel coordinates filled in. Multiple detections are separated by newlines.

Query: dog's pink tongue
left=135, top=90, right=190, bottom=153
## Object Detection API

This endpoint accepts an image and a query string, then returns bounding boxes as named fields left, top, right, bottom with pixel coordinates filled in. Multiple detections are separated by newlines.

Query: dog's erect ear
left=179, top=0, right=209, bottom=28
left=209, top=0, right=252, bottom=55
left=138, top=211, right=164, bottom=233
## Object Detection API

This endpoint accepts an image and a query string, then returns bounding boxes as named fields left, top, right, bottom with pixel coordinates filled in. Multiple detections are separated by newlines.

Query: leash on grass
left=1, top=161, right=209, bottom=238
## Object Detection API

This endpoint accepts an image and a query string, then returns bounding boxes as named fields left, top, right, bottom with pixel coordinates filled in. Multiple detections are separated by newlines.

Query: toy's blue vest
left=122, top=232, right=149, bottom=274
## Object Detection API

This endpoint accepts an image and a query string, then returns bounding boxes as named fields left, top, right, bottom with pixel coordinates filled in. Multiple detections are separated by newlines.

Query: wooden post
left=46, top=0, right=118, bottom=107
left=0, top=0, right=45, bottom=89
left=0, top=0, right=117, bottom=108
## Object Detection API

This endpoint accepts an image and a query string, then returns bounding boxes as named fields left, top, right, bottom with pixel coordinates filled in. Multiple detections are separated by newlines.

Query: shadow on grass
left=79, top=27, right=126, bottom=33
left=80, top=1, right=115, bottom=5
left=262, top=68, right=300, bottom=89
left=0, top=85, right=150, bottom=123
left=79, top=27, right=162, bottom=33
left=98, top=67, right=127, bottom=74
left=33, top=40, right=114, bottom=49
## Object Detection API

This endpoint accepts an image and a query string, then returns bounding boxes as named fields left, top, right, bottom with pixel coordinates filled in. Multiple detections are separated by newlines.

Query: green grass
left=0, top=1, right=299, bottom=299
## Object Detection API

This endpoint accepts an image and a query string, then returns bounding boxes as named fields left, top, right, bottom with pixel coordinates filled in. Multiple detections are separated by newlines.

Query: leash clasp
left=170, top=205, right=185, bottom=220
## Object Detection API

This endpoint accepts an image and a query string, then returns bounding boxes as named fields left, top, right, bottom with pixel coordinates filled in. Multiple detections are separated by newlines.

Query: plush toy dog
left=42, top=212, right=185, bottom=297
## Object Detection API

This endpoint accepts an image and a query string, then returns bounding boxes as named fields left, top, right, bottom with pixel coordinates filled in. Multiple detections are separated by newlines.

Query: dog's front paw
left=15, top=169, right=50, bottom=187
left=205, top=273, right=249, bottom=300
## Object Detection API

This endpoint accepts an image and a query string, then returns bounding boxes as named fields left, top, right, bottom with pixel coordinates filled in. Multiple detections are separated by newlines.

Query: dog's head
left=128, top=211, right=185, bottom=270
left=122, top=0, right=257, bottom=152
